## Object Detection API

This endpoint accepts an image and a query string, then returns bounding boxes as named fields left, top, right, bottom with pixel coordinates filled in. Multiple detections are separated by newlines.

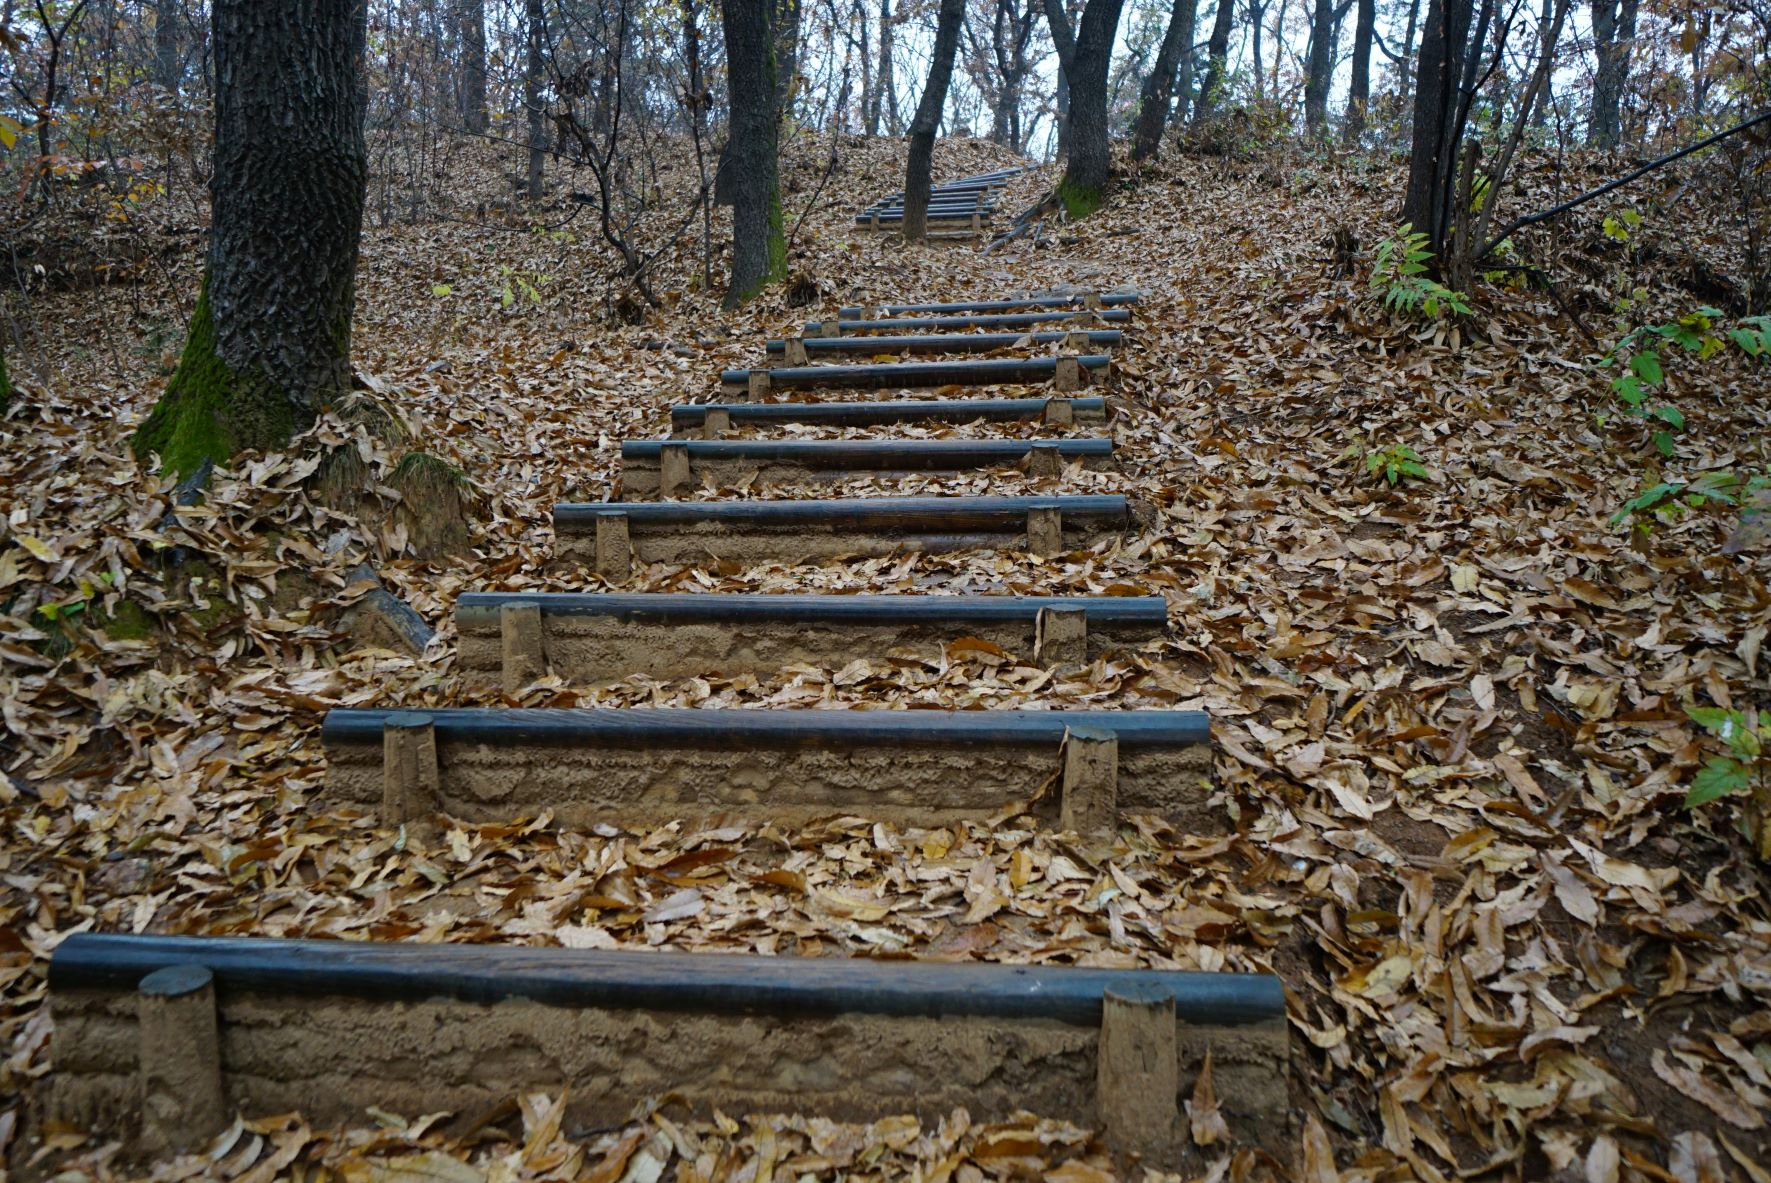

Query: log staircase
left=47, top=284, right=1292, bottom=1171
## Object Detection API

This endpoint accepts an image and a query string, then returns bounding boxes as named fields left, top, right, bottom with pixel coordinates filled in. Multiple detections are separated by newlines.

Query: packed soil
left=2, top=127, right=1769, bottom=1180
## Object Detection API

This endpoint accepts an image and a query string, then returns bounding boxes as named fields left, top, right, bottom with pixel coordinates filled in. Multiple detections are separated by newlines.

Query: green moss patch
left=1058, top=178, right=1105, bottom=220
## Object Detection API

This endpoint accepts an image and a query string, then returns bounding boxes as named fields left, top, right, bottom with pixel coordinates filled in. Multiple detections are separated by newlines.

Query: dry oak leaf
left=1652, top=1050, right=1764, bottom=1129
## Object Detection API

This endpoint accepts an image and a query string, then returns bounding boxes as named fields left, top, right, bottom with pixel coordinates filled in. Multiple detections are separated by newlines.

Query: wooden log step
left=764, top=330, right=1121, bottom=357
left=551, top=494, right=1129, bottom=572
left=47, top=932, right=1288, bottom=1161
left=318, top=705, right=1213, bottom=828
left=818, top=310, right=1133, bottom=333
left=457, top=592, right=1166, bottom=683
left=839, top=293, right=1139, bottom=317
left=670, top=395, right=1108, bottom=433
left=620, top=438, right=1114, bottom=496
left=720, top=354, right=1111, bottom=394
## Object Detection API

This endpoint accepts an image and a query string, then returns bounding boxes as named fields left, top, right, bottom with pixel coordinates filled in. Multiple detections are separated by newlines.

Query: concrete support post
left=381, top=711, right=438, bottom=828
left=595, top=511, right=632, bottom=580
left=1035, top=606, right=1087, bottom=664
left=1027, top=506, right=1063, bottom=557
left=1097, top=983, right=1179, bottom=1162
left=1060, top=727, right=1118, bottom=834
left=659, top=441, right=692, bottom=498
left=1054, top=357, right=1084, bottom=392
left=499, top=602, right=546, bottom=694
left=138, top=965, right=227, bottom=1156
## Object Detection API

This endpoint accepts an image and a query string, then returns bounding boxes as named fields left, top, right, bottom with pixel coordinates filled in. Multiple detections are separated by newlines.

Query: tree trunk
left=1401, top=0, right=1474, bottom=257
left=0, top=338, right=11, bottom=415
left=525, top=0, right=546, bottom=199
left=1041, top=0, right=1076, bottom=158
left=457, top=0, right=488, bottom=133
left=721, top=0, right=786, bottom=305
left=155, top=0, right=180, bottom=92
left=1397, top=0, right=1421, bottom=108
left=1058, top=0, right=1125, bottom=210
left=133, top=0, right=367, bottom=479
left=1302, top=0, right=1336, bottom=136
left=1343, top=0, right=1373, bottom=140
left=1193, top=0, right=1235, bottom=122
left=770, top=0, right=803, bottom=124
left=857, top=0, right=872, bottom=131
left=1588, top=0, right=1634, bottom=148
left=1130, top=0, right=1196, bottom=159
left=903, top=0, right=966, bottom=239
left=866, top=0, right=893, bottom=134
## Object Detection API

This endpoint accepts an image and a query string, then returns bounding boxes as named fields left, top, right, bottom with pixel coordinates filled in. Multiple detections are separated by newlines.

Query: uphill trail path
left=2, top=135, right=1768, bottom=1179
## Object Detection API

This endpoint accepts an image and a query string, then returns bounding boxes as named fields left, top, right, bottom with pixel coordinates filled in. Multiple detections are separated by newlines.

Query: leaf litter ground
left=1, top=132, right=1768, bottom=1181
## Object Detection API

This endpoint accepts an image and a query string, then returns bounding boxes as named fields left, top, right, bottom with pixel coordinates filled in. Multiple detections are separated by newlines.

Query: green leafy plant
left=1610, top=469, right=1765, bottom=533
left=1684, top=704, right=1764, bottom=809
left=1371, top=224, right=1472, bottom=320
left=1603, top=309, right=1768, bottom=458
left=1365, top=443, right=1431, bottom=486
left=1601, top=208, right=1642, bottom=242
left=497, top=264, right=550, bottom=309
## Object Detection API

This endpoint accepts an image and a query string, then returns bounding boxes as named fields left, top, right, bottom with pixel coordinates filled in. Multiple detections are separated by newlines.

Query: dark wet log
left=321, top=705, right=1209, bottom=754
left=554, top=493, right=1128, bottom=532
left=51, top=932, right=1275, bottom=1025
left=456, top=592, right=1166, bottom=628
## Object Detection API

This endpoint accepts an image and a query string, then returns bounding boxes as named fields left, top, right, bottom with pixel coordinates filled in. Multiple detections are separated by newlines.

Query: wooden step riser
left=458, top=615, right=1160, bottom=682
left=48, top=936, right=1288, bottom=1161
left=324, top=733, right=1211, bottom=829
left=837, top=294, right=1138, bottom=317
left=619, top=451, right=1114, bottom=496
left=720, top=355, right=1110, bottom=395
left=765, top=331, right=1120, bottom=356
left=555, top=520, right=1116, bottom=571
left=52, top=994, right=1284, bottom=1158
left=669, top=397, right=1108, bottom=433
left=820, top=311, right=1132, bottom=333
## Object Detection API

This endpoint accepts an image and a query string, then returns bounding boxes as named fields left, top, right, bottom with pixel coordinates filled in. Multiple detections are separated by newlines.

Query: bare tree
left=154, top=0, right=179, bottom=92
left=1343, top=0, right=1374, bottom=141
left=1130, top=0, right=1197, bottom=159
left=721, top=0, right=786, bottom=304
left=1192, top=0, right=1234, bottom=121
left=1049, top=0, right=1124, bottom=206
left=1589, top=0, right=1637, bottom=148
left=525, top=0, right=547, bottom=199
left=1402, top=0, right=1475, bottom=256
left=456, top=0, right=488, bottom=132
left=1303, top=0, right=1352, bottom=137
left=865, top=0, right=896, bottom=132
left=903, top=0, right=967, bottom=238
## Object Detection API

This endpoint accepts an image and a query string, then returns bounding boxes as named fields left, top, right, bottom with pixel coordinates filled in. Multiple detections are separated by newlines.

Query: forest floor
left=2, top=128, right=1770, bottom=1182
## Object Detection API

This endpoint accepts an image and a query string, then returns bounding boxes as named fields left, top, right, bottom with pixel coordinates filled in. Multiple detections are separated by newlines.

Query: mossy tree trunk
left=0, top=338, right=11, bottom=415
left=901, top=0, right=965, bottom=241
left=1058, top=0, right=1127, bottom=214
left=133, top=0, right=368, bottom=479
left=721, top=0, right=788, bottom=307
